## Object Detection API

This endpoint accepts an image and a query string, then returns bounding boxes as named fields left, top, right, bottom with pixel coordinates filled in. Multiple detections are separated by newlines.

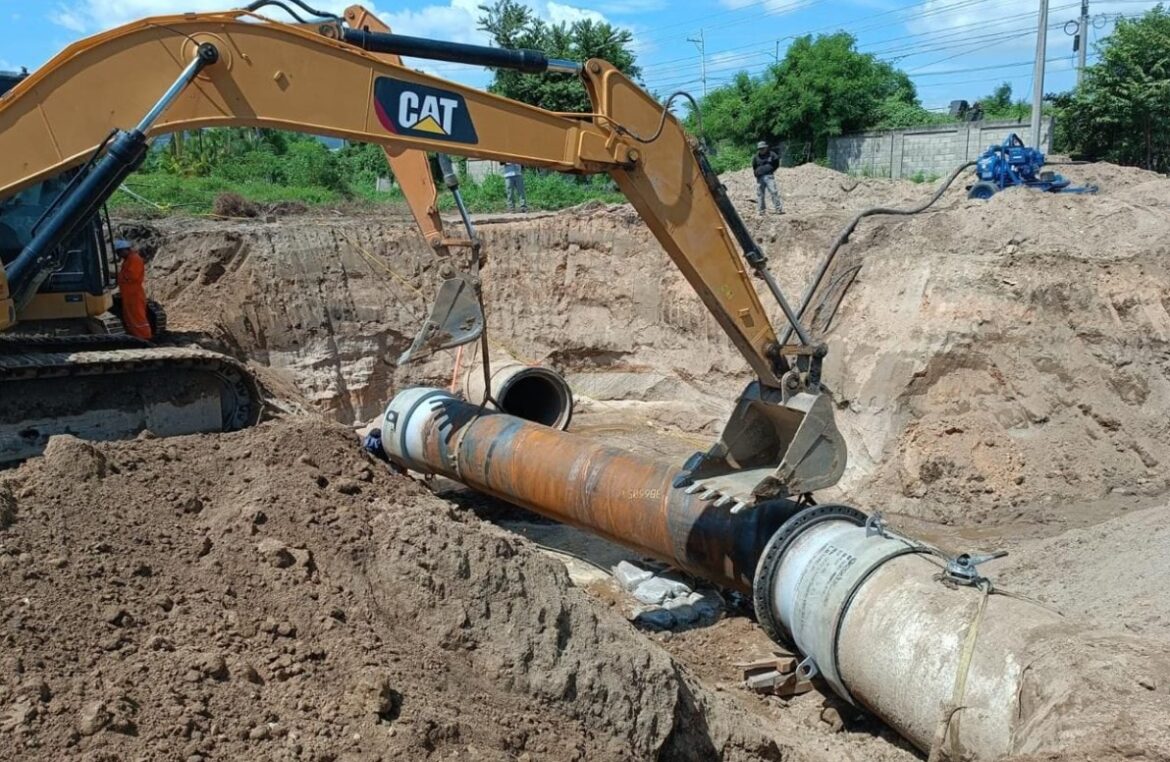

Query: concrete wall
left=828, top=118, right=1055, bottom=179
left=467, top=159, right=502, bottom=183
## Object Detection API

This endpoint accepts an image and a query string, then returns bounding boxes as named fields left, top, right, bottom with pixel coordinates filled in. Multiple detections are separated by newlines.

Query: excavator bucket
left=397, top=274, right=484, bottom=364
left=676, top=381, right=847, bottom=511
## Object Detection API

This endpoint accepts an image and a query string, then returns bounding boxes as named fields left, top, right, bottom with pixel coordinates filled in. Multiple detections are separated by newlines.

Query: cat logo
left=373, top=77, right=479, bottom=144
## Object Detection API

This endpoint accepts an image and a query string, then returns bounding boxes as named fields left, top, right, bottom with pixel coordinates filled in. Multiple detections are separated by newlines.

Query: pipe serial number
left=621, top=488, right=663, bottom=499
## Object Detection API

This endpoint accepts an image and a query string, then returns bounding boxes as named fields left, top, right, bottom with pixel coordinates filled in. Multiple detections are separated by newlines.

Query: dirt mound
left=0, top=418, right=796, bottom=761
left=212, top=193, right=260, bottom=219
left=804, top=171, right=1170, bottom=521
left=139, top=160, right=1170, bottom=527
left=993, top=500, right=1170, bottom=639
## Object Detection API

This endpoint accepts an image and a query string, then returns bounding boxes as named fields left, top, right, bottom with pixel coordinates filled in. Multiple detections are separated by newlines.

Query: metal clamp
left=864, top=512, right=890, bottom=538
left=796, top=656, right=819, bottom=680
left=943, top=550, right=1008, bottom=588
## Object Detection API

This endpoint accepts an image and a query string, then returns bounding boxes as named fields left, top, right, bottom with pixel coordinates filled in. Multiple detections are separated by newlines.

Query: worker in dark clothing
left=752, top=141, right=784, bottom=214
left=114, top=238, right=153, bottom=340
left=362, top=428, right=389, bottom=461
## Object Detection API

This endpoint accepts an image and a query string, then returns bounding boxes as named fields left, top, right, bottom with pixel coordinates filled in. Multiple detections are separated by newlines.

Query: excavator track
left=0, top=343, right=263, bottom=463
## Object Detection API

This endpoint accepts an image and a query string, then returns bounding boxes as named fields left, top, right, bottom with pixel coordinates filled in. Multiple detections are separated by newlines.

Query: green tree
left=974, top=82, right=1030, bottom=121
left=476, top=0, right=640, bottom=112
left=1058, top=5, right=1170, bottom=169
left=692, top=33, right=923, bottom=161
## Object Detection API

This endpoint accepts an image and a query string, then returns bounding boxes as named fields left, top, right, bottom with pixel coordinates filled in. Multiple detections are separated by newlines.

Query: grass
left=908, top=170, right=942, bottom=184
left=111, top=173, right=350, bottom=215
left=110, top=169, right=625, bottom=217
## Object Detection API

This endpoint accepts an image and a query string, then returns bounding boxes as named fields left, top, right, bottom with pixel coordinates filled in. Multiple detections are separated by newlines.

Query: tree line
left=480, top=1, right=1170, bottom=173
left=125, top=0, right=1170, bottom=214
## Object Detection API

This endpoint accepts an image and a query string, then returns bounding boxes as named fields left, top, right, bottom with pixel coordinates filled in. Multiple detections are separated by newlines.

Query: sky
left=1, top=0, right=1166, bottom=111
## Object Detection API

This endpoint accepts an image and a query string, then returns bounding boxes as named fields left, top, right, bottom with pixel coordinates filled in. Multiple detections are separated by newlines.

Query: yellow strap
left=928, top=580, right=992, bottom=762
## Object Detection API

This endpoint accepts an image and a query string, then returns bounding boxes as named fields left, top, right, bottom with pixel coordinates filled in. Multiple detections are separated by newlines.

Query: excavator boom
left=0, top=3, right=846, bottom=504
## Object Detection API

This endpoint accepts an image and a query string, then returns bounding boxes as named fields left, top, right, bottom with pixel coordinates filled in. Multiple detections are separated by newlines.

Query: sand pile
left=139, top=160, right=1170, bottom=527
left=0, top=419, right=792, bottom=761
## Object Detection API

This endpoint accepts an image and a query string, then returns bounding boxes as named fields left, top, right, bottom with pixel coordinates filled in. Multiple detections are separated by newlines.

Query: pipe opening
left=496, top=369, right=573, bottom=430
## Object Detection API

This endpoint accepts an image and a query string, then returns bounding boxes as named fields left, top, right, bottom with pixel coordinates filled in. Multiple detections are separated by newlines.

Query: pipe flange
left=752, top=503, right=867, bottom=648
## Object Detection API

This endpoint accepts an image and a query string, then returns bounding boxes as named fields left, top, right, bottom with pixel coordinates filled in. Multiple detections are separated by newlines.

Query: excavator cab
left=0, top=175, right=118, bottom=333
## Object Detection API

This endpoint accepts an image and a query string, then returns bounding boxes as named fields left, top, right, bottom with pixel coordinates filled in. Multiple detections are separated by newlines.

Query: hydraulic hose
left=780, top=160, right=977, bottom=345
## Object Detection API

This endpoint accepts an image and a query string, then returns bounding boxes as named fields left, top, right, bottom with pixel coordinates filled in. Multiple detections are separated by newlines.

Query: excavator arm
left=343, top=4, right=486, bottom=360
left=0, top=4, right=846, bottom=506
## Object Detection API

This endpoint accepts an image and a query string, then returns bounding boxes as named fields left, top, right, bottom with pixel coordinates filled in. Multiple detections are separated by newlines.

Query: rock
left=612, top=561, right=653, bottom=591
left=20, top=677, right=51, bottom=703
left=631, top=576, right=691, bottom=605
left=633, top=608, right=676, bottom=630
left=289, top=547, right=314, bottom=571
left=102, top=606, right=131, bottom=626
left=345, top=672, right=401, bottom=720
left=248, top=724, right=271, bottom=741
left=200, top=654, right=229, bottom=681
left=237, top=662, right=264, bottom=685
left=257, top=538, right=295, bottom=569
left=43, top=435, right=108, bottom=481
left=820, top=706, right=845, bottom=733
left=276, top=621, right=297, bottom=638
left=76, top=701, right=111, bottom=736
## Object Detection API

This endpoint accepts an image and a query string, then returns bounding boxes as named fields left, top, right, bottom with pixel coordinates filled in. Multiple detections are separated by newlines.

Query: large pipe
left=382, top=387, right=800, bottom=590
left=461, top=356, right=574, bottom=431
left=754, top=507, right=1170, bottom=758
left=382, top=387, right=1170, bottom=760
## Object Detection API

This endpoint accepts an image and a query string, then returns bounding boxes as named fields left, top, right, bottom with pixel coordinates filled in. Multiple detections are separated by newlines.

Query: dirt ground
left=5, top=161, right=1170, bottom=760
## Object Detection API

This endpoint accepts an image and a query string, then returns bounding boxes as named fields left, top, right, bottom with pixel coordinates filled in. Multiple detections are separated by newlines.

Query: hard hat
left=757, top=141, right=769, bottom=149
left=113, top=238, right=133, bottom=252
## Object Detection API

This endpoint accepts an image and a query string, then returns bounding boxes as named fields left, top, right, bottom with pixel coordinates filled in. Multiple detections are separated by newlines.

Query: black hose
left=780, top=160, right=978, bottom=346
left=242, top=1, right=309, bottom=23
left=243, top=0, right=339, bottom=21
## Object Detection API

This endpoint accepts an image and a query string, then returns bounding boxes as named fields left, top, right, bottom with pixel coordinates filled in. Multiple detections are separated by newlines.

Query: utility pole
left=1030, top=0, right=1049, bottom=149
left=687, top=30, right=706, bottom=98
left=1076, top=0, right=1089, bottom=86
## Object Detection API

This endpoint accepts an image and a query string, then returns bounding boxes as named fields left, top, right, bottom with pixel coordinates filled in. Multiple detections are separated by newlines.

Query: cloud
left=546, top=1, right=605, bottom=26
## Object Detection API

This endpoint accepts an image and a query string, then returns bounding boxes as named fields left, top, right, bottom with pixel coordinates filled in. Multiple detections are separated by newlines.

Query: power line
left=642, top=3, right=1108, bottom=93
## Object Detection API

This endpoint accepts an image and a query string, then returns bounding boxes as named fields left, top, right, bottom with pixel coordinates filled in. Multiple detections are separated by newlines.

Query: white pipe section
left=762, top=512, right=1170, bottom=758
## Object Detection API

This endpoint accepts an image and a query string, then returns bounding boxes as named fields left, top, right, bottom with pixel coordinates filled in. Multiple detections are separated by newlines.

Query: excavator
left=0, top=0, right=845, bottom=510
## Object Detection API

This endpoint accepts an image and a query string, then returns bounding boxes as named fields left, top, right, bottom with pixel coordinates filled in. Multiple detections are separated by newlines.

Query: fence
left=827, top=118, right=1055, bottom=179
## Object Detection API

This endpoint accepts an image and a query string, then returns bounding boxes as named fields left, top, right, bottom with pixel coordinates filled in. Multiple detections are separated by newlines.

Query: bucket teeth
left=682, top=475, right=757, bottom=514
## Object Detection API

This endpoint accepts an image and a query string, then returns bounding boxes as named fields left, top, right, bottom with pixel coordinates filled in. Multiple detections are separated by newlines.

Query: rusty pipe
left=381, top=387, right=801, bottom=591
left=381, top=389, right=1170, bottom=760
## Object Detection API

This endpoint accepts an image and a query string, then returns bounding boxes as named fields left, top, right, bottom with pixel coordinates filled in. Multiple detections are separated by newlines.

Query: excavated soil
left=0, top=420, right=805, bottom=761
left=6, top=161, right=1170, bottom=759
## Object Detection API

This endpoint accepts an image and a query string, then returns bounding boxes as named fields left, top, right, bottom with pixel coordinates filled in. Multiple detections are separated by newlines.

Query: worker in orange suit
left=114, top=239, right=153, bottom=340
